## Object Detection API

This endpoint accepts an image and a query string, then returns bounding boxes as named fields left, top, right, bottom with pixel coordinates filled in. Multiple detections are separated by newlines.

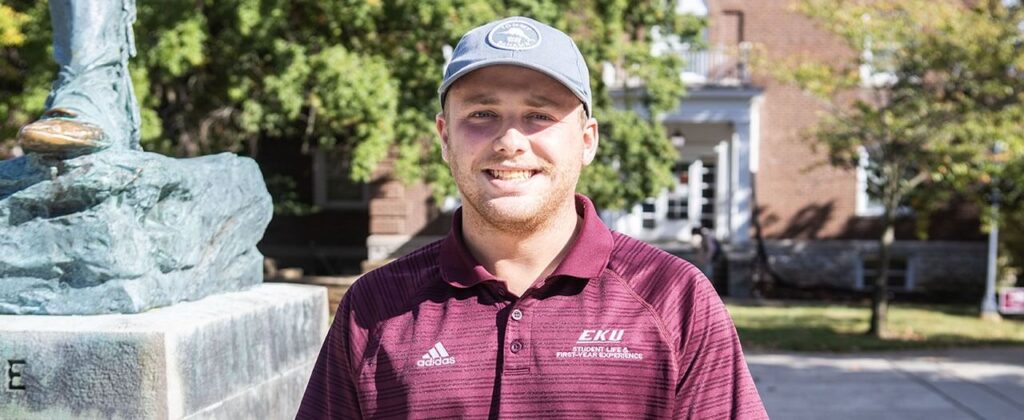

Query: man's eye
left=529, top=114, right=554, bottom=121
left=469, top=111, right=496, bottom=118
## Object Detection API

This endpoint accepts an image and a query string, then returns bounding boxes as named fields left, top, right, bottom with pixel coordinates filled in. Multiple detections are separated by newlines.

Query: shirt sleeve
left=296, top=295, right=363, bottom=419
left=674, top=275, right=768, bottom=419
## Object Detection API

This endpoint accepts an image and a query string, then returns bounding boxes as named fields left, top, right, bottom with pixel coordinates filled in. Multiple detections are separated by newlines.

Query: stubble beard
left=451, top=158, right=581, bottom=236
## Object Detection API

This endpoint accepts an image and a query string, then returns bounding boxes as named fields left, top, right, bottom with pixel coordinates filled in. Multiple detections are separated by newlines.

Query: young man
left=298, top=16, right=767, bottom=419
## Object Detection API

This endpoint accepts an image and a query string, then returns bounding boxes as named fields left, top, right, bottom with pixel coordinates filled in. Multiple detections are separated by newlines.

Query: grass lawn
left=727, top=302, right=1024, bottom=352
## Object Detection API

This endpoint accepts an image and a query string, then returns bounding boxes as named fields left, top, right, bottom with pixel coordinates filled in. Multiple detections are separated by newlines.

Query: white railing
left=678, top=43, right=751, bottom=86
left=604, top=43, right=752, bottom=89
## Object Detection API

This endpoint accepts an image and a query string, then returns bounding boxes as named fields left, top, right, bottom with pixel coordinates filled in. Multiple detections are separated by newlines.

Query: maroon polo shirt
left=297, top=195, right=767, bottom=419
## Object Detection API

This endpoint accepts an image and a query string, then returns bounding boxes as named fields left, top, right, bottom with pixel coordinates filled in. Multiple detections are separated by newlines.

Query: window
left=859, top=36, right=898, bottom=87
left=313, top=148, right=369, bottom=209
left=699, top=161, right=716, bottom=228
left=667, top=197, right=688, bottom=220
left=667, top=162, right=689, bottom=220
left=641, top=200, right=658, bottom=229
left=856, top=146, right=885, bottom=217
left=857, top=255, right=914, bottom=291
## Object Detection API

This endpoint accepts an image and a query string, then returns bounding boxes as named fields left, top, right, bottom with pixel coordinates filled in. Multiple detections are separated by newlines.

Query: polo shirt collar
left=439, top=194, right=614, bottom=289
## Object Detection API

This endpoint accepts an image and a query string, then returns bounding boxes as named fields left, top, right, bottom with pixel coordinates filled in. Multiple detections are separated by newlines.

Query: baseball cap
left=439, top=16, right=592, bottom=117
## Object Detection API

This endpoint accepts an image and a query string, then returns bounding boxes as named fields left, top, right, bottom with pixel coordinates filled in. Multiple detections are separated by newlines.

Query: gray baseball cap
left=439, top=16, right=592, bottom=117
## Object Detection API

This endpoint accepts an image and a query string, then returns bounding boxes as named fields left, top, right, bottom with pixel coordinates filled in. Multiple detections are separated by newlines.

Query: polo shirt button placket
left=509, top=340, right=523, bottom=353
left=510, top=309, right=523, bottom=321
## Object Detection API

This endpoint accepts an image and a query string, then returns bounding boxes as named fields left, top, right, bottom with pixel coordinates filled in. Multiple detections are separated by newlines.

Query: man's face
left=437, top=65, right=599, bottom=233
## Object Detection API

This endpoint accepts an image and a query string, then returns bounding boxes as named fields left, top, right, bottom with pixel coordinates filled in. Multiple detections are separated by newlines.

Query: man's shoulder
left=606, top=231, right=704, bottom=287
left=604, top=231, right=727, bottom=344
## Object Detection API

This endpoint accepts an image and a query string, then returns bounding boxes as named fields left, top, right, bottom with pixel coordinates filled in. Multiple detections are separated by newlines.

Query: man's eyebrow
left=460, top=94, right=500, bottom=106
left=458, top=92, right=572, bottom=109
left=524, top=95, right=561, bottom=108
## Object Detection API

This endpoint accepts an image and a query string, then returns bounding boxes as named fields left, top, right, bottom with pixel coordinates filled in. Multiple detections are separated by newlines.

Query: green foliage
left=0, top=4, right=28, bottom=47
left=579, top=109, right=677, bottom=210
left=768, top=58, right=858, bottom=100
left=265, top=174, right=318, bottom=216
left=798, top=0, right=1024, bottom=192
left=0, top=1, right=703, bottom=212
left=0, top=1, right=47, bottom=153
left=0, top=3, right=27, bottom=156
left=147, top=14, right=207, bottom=77
left=789, top=0, right=1024, bottom=231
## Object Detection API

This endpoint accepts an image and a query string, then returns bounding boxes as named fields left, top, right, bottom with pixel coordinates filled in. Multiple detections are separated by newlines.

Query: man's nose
left=493, top=125, right=529, bottom=156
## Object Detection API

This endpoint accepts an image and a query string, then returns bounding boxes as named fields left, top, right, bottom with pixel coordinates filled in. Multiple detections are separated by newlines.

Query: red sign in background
left=999, top=288, right=1024, bottom=314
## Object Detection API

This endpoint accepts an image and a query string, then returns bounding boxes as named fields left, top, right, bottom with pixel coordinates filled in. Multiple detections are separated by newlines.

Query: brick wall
left=367, top=155, right=439, bottom=236
left=708, top=0, right=880, bottom=240
left=708, top=0, right=983, bottom=242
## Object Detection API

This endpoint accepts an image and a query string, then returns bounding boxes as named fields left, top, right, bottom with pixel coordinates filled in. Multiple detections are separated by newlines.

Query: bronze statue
left=17, top=0, right=140, bottom=156
left=0, top=0, right=273, bottom=316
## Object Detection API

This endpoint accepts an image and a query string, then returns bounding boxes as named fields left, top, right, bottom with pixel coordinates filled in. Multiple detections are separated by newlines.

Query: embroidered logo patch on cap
left=486, top=20, right=542, bottom=50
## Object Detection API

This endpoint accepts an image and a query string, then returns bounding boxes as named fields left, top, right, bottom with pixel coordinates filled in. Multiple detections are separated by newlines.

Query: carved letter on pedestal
left=7, top=360, right=25, bottom=391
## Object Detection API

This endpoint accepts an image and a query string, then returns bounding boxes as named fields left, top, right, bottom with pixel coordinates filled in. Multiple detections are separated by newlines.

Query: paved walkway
left=747, top=347, right=1024, bottom=420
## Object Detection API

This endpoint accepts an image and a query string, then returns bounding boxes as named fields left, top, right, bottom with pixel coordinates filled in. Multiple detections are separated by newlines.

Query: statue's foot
left=18, top=108, right=110, bottom=156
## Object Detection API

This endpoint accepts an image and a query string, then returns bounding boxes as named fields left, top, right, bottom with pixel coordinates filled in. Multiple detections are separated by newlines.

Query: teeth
left=489, top=170, right=533, bottom=180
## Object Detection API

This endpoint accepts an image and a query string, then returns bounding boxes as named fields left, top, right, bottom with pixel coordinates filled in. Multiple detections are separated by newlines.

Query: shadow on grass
left=736, top=324, right=1024, bottom=353
left=904, top=304, right=979, bottom=317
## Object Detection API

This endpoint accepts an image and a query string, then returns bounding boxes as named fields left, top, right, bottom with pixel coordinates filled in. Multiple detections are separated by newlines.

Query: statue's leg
left=18, top=0, right=140, bottom=156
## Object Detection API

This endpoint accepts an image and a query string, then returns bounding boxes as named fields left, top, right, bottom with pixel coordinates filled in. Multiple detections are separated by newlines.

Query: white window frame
left=641, top=198, right=658, bottom=229
left=859, top=36, right=898, bottom=88
left=855, top=146, right=885, bottom=217
left=855, top=254, right=915, bottom=291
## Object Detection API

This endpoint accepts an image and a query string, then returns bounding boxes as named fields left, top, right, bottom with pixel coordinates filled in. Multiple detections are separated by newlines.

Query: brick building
left=259, top=0, right=987, bottom=298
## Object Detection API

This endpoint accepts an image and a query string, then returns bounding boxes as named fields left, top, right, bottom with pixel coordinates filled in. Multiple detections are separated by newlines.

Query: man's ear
left=581, top=117, right=599, bottom=166
left=436, top=112, right=449, bottom=163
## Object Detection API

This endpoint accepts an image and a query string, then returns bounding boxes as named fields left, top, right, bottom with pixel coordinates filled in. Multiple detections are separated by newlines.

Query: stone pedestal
left=0, top=283, right=328, bottom=419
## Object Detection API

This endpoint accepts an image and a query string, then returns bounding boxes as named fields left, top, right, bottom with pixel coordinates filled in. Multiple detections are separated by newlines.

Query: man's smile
left=485, top=169, right=539, bottom=181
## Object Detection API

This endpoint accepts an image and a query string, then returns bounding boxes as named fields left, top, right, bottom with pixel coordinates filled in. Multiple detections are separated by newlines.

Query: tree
left=0, top=2, right=46, bottom=157
left=780, top=0, right=1024, bottom=336
left=0, top=4, right=27, bottom=46
left=0, top=1, right=704, bottom=213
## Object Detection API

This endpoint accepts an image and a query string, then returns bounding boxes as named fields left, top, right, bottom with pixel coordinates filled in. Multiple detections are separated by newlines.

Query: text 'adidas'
left=417, top=342, right=456, bottom=367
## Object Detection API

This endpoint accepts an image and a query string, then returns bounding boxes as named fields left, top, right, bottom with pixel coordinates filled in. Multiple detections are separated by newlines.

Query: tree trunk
left=749, top=174, right=786, bottom=295
left=868, top=188, right=898, bottom=337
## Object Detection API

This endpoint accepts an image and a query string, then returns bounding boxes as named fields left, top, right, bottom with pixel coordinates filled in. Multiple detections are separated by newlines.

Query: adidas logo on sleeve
left=416, top=342, right=456, bottom=367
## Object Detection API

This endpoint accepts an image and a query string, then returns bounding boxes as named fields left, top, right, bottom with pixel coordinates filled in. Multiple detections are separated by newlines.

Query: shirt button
left=511, top=309, right=523, bottom=321
left=510, top=340, right=523, bottom=353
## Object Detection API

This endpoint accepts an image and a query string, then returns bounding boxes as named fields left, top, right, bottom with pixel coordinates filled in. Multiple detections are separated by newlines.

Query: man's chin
left=475, top=198, right=546, bottom=231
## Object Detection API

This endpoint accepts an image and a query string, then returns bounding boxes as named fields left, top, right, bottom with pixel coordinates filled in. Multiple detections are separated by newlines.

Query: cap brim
left=439, top=59, right=591, bottom=117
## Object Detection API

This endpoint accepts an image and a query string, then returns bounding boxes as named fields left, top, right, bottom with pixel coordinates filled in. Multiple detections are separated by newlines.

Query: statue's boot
left=18, top=0, right=140, bottom=157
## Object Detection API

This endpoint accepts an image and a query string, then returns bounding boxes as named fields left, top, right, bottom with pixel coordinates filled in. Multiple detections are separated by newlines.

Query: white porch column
left=714, top=140, right=730, bottom=241
left=730, top=121, right=753, bottom=245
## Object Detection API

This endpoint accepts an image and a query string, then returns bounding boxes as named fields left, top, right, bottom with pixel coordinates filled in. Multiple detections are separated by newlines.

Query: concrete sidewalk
left=747, top=347, right=1024, bottom=420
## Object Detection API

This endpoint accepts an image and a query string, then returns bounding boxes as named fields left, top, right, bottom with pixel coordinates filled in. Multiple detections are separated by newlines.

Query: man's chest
left=354, top=292, right=677, bottom=418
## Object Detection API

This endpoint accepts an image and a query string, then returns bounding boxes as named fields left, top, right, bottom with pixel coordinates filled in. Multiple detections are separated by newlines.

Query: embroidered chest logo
left=577, top=329, right=624, bottom=343
left=555, top=329, right=644, bottom=361
left=417, top=342, right=456, bottom=367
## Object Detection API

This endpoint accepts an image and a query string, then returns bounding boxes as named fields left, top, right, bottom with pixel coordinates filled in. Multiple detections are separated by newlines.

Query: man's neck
left=461, top=200, right=582, bottom=297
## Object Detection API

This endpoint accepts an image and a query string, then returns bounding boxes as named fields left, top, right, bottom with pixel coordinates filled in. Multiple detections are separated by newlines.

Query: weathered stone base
left=0, top=283, right=328, bottom=419
left=764, top=240, right=986, bottom=294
